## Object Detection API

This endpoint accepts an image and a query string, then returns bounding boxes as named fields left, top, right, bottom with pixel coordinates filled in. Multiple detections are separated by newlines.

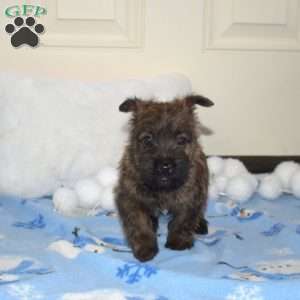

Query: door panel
left=0, top=0, right=299, bottom=155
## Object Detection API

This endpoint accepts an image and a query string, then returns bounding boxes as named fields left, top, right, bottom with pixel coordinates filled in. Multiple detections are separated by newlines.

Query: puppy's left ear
left=119, top=97, right=141, bottom=113
left=184, top=94, right=214, bottom=108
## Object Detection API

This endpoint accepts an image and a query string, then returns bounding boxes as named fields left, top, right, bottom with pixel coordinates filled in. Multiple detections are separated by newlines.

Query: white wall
left=1, top=0, right=300, bottom=155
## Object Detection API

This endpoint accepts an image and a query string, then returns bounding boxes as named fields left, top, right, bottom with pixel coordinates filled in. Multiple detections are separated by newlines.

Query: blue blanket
left=0, top=194, right=300, bottom=300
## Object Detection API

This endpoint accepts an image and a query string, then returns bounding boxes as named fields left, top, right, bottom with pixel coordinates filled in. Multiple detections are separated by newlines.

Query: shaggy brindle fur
left=115, top=94, right=214, bottom=261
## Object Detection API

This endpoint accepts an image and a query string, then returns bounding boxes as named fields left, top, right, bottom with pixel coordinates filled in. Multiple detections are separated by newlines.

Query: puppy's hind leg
left=194, top=217, right=208, bottom=235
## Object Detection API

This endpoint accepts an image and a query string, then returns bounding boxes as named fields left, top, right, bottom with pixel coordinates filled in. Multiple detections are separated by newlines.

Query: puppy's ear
left=119, top=97, right=141, bottom=113
left=184, top=94, right=214, bottom=108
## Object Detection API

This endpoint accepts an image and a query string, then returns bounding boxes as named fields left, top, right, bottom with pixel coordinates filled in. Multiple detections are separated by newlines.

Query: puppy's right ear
left=119, top=97, right=141, bottom=113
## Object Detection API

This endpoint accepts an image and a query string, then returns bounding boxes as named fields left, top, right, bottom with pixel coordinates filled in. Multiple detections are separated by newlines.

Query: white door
left=0, top=0, right=299, bottom=155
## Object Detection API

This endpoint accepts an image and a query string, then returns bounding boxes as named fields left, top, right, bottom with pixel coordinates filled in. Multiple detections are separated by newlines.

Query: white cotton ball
left=223, top=158, right=248, bottom=178
left=207, top=156, right=224, bottom=176
left=214, top=175, right=228, bottom=193
left=146, top=73, right=192, bottom=101
left=290, top=170, right=300, bottom=198
left=208, top=183, right=219, bottom=200
left=75, top=179, right=102, bottom=209
left=96, top=167, right=118, bottom=187
left=274, top=161, right=300, bottom=190
left=258, top=174, right=283, bottom=200
left=247, top=174, right=259, bottom=190
left=225, top=174, right=255, bottom=203
left=53, top=187, right=80, bottom=216
left=99, top=186, right=116, bottom=211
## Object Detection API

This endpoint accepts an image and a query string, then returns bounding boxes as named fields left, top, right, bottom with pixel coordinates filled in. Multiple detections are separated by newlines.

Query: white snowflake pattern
left=62, top=289, right=127, bottom=300
left=62, top=289, right=163, bottom=300
left=268, top=248, right=294, bottom=257
left=226, top=286, right=264, bottom=300
left=8, top=284, right=44, bottom=300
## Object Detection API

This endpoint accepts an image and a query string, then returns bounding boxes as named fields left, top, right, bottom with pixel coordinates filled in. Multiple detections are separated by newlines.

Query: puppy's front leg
left=117, top=197, right=158, bottom=262
left=165, top=208, right=199, bottom=251
left=124, top=209, right=158, bottom=261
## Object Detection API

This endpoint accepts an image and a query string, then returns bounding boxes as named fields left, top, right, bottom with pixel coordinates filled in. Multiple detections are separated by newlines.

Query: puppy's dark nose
left=155, top=159, right=176, bottom=176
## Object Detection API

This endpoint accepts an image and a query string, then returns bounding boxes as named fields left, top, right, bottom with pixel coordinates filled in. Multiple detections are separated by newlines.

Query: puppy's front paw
left=132, top=241, right=158, bottom=262
left=165, top=233, right=194, bottom=251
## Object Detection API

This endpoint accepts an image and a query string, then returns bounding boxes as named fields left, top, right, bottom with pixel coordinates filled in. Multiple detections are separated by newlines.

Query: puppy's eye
left=177, top=134, right=190, bottom=146
left=140, top=134, right=153, bottom=147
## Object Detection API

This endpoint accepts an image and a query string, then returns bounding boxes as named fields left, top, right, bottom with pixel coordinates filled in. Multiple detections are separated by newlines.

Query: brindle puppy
left=115, top=95, right=214, bottom=261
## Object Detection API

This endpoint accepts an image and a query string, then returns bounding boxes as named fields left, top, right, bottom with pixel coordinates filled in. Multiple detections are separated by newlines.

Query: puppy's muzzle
left=154, top=158, right=176, bottom=177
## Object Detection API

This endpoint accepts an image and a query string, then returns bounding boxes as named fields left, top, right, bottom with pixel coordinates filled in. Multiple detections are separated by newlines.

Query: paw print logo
left=5, top=17, right=45, bottom=48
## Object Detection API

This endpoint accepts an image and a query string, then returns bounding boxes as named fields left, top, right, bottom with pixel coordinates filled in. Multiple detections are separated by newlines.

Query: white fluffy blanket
left=0, top=72, right=192, bottom=197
